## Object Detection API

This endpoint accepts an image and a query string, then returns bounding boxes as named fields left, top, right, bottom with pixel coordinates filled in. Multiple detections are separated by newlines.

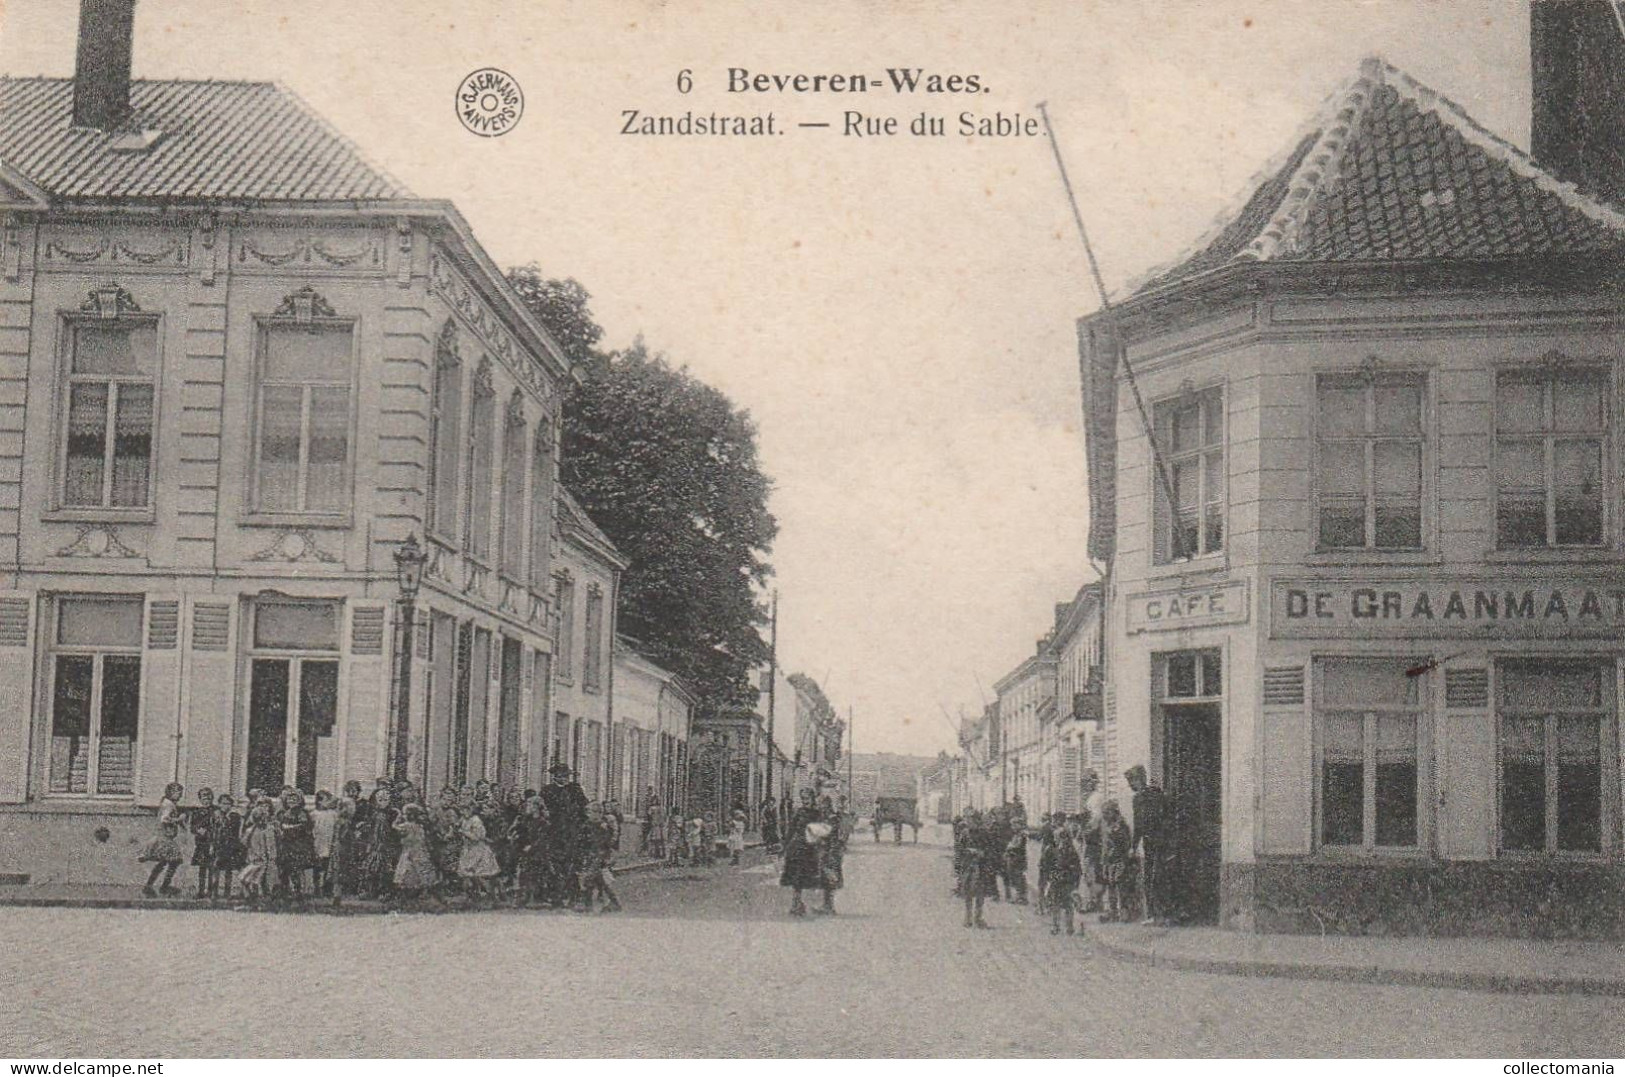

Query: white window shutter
left=345, top=601, right=391, bottom=784
left=0, top=592, right=36, bottom=803
left=182, top=598, right=237, bottom=799
left=1440, top=667, right=1494, bottom=860
left=1260, top=665, right=1311, bottom=854
left=137, top=593, right=184, bottom=806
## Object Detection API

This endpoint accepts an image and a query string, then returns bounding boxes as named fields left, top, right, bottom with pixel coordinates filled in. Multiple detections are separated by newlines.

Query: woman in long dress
left=778, top=788, right=825, bottom=917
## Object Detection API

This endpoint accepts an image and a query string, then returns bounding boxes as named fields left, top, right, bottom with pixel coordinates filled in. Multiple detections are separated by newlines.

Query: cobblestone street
left=1, top=827, right=1619, bottom=1057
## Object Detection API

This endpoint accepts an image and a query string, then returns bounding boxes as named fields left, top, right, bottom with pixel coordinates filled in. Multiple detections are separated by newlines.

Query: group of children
left=953, top=798, right=1137, bottom=931
left=653, top=806, right=749, bottom=867
left=137, top=778, right=625, bottom=912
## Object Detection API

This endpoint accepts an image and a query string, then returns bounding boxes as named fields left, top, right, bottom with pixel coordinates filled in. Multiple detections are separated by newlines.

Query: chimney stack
left=71, top=0, right=137, bottom=130
left=1531, top=0, right=1625, bottom=207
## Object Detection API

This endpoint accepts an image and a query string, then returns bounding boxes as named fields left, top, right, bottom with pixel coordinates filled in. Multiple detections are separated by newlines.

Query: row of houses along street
left=0, top=1, right=848, bottom=887
left=954, top=1, right=1625, bottom=939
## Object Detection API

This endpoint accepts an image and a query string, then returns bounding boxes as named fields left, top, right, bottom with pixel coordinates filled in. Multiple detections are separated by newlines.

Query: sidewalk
left=1090, top=920, right=1625, bottom=997
left=0, top=853, right=677, bottom=912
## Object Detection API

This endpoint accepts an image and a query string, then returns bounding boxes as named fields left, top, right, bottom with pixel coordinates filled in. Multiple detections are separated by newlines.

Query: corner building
left=0, top=8, right=576, bottom=882
left=1083, top=49, right=1625, bottom=936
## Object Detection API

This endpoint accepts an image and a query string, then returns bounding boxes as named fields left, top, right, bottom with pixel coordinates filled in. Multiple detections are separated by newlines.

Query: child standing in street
left=728, top=809, right=747, bottom=866
left=239, top=802, right=278, bottom=907
left=578, top=804, right=623, bottom=913
left=212, top=793, right=245, bottom=901
left=138, top=782, right=186, bottom=898
left=1040, top=823, right=1084, bottom=936
left=189, top=787, right=219, bottom=899
left=274, top=788, right=315, bottom=901
left=1098, top=800, right=1132, bottom=923
left=392, top=803, right=440, bottom=906
left=329, top=797, right=358, bottom=908
left=458, top=806, right=500, bottom=904
left=1004, top=826, right=1030, bottom=906
left=310, top=790, right=337, bottom=897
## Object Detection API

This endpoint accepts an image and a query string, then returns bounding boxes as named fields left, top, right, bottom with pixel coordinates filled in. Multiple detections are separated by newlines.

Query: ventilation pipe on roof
left=1531, top=0, right=1625, bottom=208
left=71, top=0, right=137, bottom=131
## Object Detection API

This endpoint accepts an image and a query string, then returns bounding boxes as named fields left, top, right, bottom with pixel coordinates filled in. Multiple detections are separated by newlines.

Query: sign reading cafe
left=1271, top=579, right=1625, bottom=638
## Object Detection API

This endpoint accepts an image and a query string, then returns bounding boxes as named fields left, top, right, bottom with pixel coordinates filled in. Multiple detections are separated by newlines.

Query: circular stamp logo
left=456, top=68, right=524, bottom=137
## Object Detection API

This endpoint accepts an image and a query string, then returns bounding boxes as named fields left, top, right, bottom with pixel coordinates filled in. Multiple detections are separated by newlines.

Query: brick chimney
left=71, top=0, right=137, bottom=130
left=1531, top=0, right=1625, bottom=207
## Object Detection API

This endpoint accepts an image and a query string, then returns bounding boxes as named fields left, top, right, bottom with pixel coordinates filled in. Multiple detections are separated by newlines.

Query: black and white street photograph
left=1, top=0, right=1624, bottom=1062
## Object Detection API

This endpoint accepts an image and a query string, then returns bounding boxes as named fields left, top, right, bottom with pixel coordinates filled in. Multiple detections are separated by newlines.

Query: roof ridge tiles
left=1380, top=62, right=1625, bottom=234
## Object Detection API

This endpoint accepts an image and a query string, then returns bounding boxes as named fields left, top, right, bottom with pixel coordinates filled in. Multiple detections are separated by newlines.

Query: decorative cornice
left=430, top=245, right=556, bottom=402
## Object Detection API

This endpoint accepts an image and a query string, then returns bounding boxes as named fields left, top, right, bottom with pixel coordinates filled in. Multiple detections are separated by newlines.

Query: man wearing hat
left=541, top=762, right=588, bottom=907
left=1125, top=764, right=1168, bottom=925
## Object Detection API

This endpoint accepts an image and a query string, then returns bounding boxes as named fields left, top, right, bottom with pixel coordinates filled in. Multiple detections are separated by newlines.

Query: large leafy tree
left=506, top=269, right=778, bottom=713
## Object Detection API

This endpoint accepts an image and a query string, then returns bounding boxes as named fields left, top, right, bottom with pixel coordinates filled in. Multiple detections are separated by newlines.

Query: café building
left=1082, top=19, right=1625, bottom=936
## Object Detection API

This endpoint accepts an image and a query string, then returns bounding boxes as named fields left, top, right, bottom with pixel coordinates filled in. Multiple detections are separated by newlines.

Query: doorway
left=1162, top=702, right=1222, bottom=923
left=247, top=657, right=339, bottom=794
left=1155, top=648, right=1223, bottom=925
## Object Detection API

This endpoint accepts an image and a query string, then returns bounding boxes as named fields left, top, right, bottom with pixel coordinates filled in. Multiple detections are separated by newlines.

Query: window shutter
left=1061, top=745, right=1081, bottom=812
left=0, top=593, right=36, bottom=803
left=344, top=602, right=391, bottom=783
left=182, top=598, right=237, bottom=799
left=1260, top=665, right=1311, bottom=854
left=137, top=593, right=184, bottom=806
left=1440, top=666, right=1494, bottom=860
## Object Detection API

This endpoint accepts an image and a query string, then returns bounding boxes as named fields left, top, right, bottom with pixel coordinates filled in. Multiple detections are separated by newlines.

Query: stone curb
left=0, top=850, right=761, bottom=913
left=1090, top=932, right=1625, bottom=998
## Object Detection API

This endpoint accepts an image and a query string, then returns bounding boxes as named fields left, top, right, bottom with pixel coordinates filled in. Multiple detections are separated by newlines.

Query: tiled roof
left=558, top=488, right=624, bottom=563
left=0, top=77, right=409, bottom=202
left=1132, top=58, right=1625, bottom=296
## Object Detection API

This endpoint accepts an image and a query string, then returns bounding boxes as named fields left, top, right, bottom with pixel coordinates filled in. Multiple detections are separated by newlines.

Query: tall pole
left=847, top=703, right=855, bottom=807
left=765, top=589, right=778, bottom=811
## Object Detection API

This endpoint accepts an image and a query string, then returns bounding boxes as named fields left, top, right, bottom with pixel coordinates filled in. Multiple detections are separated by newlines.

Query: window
left=61, top=320, right=158, bottom=510
left=1497, top=660, right=1611, bottom=854
left=426, top=331, right=463, bottom=542
left=529, top=419, right=555, bottom=590
left=464, top=367, right=495, bottom=560
left=1315, top=658, right=1422, bottom=850
left=254, top=324, right=352, bottom=515
left=1317, top=373, right=1424, bottom=549
left=555, top=574, right=575, bottom=681
left=1164, top=650, right=1221, bottom=700
left=48, top=596, right=143, bottom=796
left=1153, top=388, right=1224, bottom=563
left=499, top=395, right=527, bottom=580
left=583, top=586, right=604, bottom=691
left=1496, top=367, right=1607, bottom=548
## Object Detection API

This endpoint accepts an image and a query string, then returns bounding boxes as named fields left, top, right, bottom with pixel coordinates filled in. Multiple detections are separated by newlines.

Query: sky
left=0, top=0, right=1530, bottom=756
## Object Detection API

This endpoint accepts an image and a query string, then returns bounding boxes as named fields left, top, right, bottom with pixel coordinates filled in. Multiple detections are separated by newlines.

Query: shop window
left=1314, top=658, right=1423, bottom=850
left=254, top=323, right=353, bottom=516
left=61, top=319, right=158, bottom=510
left=1153, top=387, right=1224, bottom=564
left=1496, top=368, right=1607, bottom=548
left=48, top=595, right=143, bottom=796
left=1316, top=373, right=1424, bottom=549
left=1497, top=660, right=1611, bottom=854
left=426, top=327, right=463, bottom=544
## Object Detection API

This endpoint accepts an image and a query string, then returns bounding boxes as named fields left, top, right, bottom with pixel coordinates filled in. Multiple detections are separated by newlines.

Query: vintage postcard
left=0, top=0, right=1622, bottom=1063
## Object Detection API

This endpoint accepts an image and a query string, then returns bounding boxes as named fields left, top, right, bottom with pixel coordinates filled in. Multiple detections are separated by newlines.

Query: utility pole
left=847, top=703, right=855, bottom=807
left=765, top=589, right=778, bottom=813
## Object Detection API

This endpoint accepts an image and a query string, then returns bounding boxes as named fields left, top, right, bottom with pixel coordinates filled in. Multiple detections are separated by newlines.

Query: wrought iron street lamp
left=390, top=534, right=427, bottom=781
